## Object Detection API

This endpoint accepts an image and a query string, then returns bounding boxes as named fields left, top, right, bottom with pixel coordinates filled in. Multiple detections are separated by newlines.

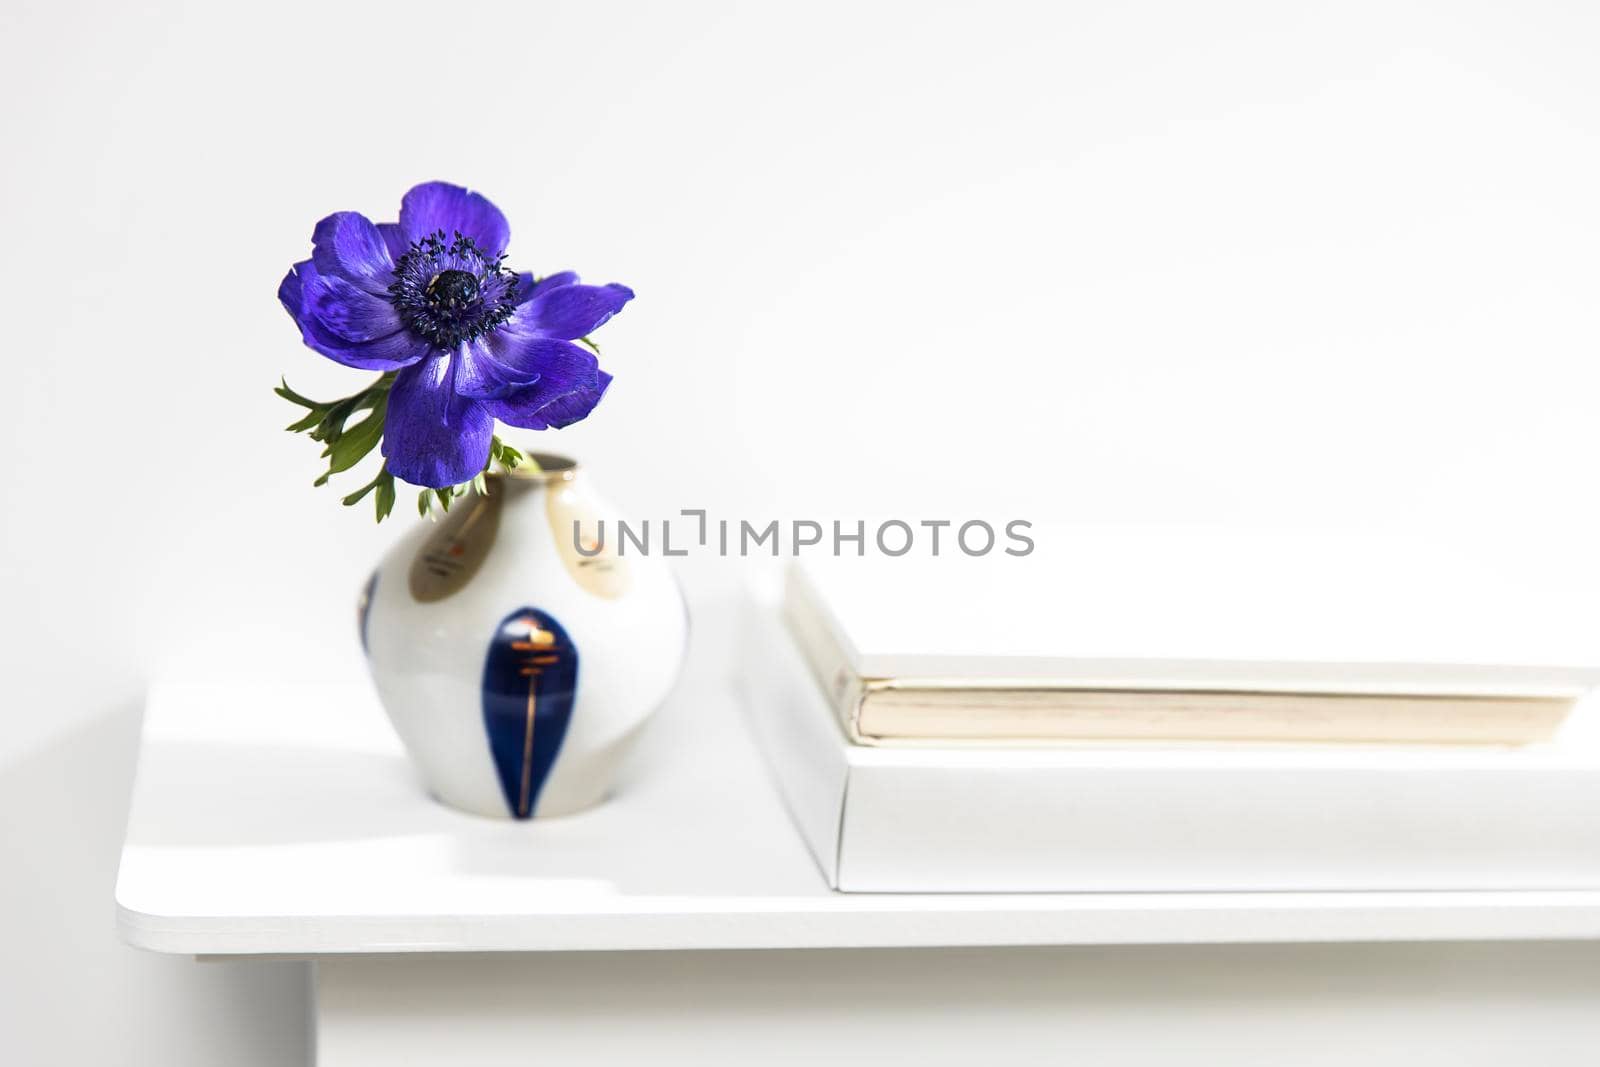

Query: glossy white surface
left=364, top=470, right=686, bottom=818
left=116, top=670, right=1600, bottom=956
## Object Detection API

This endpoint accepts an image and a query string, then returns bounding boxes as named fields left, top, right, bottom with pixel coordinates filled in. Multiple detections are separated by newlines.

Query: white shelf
left=116, top=672, right=1600, bottom=956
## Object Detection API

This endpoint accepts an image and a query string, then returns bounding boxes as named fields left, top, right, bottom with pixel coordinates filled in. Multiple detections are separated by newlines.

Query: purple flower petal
left=453, top=340, right=540, bottom=400
left=483, top=334, right=599, bottom=393
left=529, top=271, right=580, bottom=299
left=399, top=182, right=510, bottom=255
left=278, top=261, right=429, bottom=371
left=377, top=222, right=410, bottom=261
left=517, top=283, right=634, bottom=340
left=311, top=212, right=396, bottom=297
left=278, top=259, right=307, bottom=312
left=505, top=272, right=578, bottom=306
left=381, top=354, right=494, bottom=488
left=302, top=271, right=402, bottom=343
left=507, top=273, right=536, bottom=306
left=475, top=333, right=606, bottom=430
left=486, top=371, right=613, bottom=430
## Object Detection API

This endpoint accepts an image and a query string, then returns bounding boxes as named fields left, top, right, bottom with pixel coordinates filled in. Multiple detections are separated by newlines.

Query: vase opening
left=504, top=453, right=579, bottom=484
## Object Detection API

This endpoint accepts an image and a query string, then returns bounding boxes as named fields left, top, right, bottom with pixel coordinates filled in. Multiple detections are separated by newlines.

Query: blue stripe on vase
left=480, top=607, right=579, bottom=819
left=358, top=570, right=378, bottom=655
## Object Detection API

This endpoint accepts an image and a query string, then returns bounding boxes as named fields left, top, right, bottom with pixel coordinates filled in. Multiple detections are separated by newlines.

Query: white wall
left=5, top=1, right=1600, bottom=1063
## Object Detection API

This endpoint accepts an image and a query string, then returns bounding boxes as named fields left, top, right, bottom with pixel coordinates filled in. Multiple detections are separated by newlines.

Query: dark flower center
left=388, top=231, right=519, bottom=349
left=426, top=269, right=480, bottom=311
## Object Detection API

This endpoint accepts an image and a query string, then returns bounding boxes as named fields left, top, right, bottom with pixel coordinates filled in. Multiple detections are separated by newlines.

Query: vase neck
left=496, top=453, right=579, bottom=494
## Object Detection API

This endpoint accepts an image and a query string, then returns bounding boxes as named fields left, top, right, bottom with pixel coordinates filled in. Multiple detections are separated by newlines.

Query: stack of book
left=741, top=532, right=1600, bottom=893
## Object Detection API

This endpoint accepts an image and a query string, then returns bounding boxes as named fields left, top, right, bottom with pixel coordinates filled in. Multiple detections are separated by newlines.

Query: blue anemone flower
left=278, top=182, right=630, bottom=488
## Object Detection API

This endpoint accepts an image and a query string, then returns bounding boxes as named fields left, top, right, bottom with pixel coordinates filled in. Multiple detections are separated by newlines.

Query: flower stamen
left=388, top=231, right=518, bottom=348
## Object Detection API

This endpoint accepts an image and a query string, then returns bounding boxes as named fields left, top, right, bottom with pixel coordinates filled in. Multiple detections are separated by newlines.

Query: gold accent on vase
left=511, top=616, right=565, bottom=818
left=408, top=479, right=504, bottom=602
left=519, top=674, right=537, bottom=818
left=546, top=474, right=631, bottom=600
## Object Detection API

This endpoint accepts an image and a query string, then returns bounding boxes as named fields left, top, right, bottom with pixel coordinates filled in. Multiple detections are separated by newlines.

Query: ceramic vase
left=359, top=455, right=686, bottom=819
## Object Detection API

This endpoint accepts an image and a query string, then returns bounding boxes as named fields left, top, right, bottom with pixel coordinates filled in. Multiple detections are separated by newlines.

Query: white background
left=4, top=1, right=1600, bottom=1063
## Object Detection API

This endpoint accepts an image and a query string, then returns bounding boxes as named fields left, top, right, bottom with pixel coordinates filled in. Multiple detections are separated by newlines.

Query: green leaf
left=438, top=485, right=453, bottom=512
left=315, top=397, right=359, bottom=445
left=325, top=401, right=386, bottom=476
left=285, top=407, right=324, bottom=433
left=374, top=472, right=396, bottom=523
left=491, top=435, right=525, bottom=472
left=418, top=489, right=433, bottom=518
left=275, top=377, right=323, bottom=409
left=341, top=478, right=378, bottom=506
left=279, top=377, right=334, bottom=433
left=279, top=374, right=411, bottom=520
left=472, top=472, right=489, bottom=497
left=576, top=335, right=602, bottom=356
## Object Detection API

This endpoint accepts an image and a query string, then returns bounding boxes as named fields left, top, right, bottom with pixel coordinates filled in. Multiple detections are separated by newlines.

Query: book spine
left=782, top=565, right=868, bottom=742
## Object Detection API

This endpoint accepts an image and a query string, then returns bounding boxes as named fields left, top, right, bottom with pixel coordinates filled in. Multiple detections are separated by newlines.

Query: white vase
left=359, top=455, right=686, bottom=819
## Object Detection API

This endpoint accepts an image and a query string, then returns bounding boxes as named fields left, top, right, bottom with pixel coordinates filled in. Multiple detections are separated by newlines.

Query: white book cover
left=788, top=527, right=1600, bottom=745
left=741, top=584, right=1600, bottom=893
